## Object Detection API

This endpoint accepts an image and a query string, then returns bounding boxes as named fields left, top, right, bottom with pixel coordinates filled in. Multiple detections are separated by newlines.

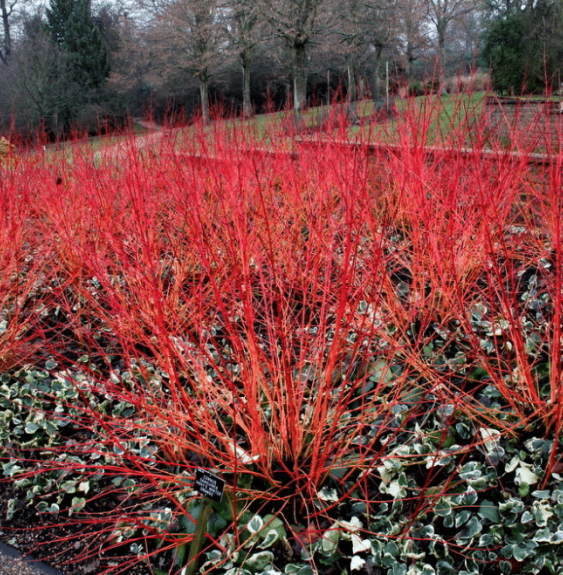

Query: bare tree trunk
left=437, top=18, right=446, bottom=83
left=347, top=62, right=357, bottom=102
left=405, top=38, right=417, bottom=80
left=199, top=74, right=210, bottom=125
left=1, top=0, right=11, bottom=64
left=241, top=52, right=252, bottom=118
left=372, top=44, right=384, bottom=107
left=293, top=42, right=307, bottom=110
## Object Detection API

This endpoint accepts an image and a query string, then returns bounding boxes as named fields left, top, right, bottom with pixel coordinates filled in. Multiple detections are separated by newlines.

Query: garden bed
left=1, top=103, right=563, bottom=575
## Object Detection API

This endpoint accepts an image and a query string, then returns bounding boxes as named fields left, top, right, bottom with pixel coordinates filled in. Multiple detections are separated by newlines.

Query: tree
left=2, top=14, right=84, bottom=138
left=395, top=0, right=430, bottom=79
left=1, top=0, right=14, bottom=63
left=258, top=0, right=332, bottom=110
left=362, top=0, right=399, bottom=105
left=46, top=0, right=109, bottom=90
left=334, top=0, right=377, bottom=103
left=482, top=12, right=526, bottom=93
left=425, top=0, right=473, bottom=79
left=226, top=0, right=263, bottom=118
left=445, top=9, right=482, bottom=72
left=143, top=0, right=225, bottom=124
left=1, top=0, right=30, bottom=64
left=483, top=0, right=563, bottom=93
left=331, top=0, right=402, bottom=106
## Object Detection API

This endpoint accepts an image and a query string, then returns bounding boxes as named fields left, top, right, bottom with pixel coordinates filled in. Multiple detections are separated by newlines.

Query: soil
left=0, top=479, right=150, bottom=575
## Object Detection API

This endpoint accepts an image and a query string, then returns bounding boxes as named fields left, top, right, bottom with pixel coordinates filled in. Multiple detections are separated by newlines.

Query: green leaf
left=455, top=509, right=471, bottom=528
left=284, top=566, right=313, bottom=575
left=400, top=385, right=424, bottom=406
left=24, top=422, right=39, bottom=434
left=459, top=462, right=483, bottom=481
left=436, top=560, right=456, bottom=574
left=518, top=482, right=530, bottom=497
left=6, top=499, right=17, bottom=521
left=321, top=527, right=340, bottom=554
left=499, top=560, right=512, bottom=574
left=245, top=551, right=274, bottom=572
left=512, top=541, right=538, bottom=561
left=368, top=360, right=394, bottom=385
left=521, top=510, right=533, bottom=523
left=478, top=534, right=495, bottom=547
left=435, top=498, right=452, bottom=517
left=384, top=541, right=400, bottom=556
left=317, top=487, right=339, bottom=502
left=258, top=530, right=280, bottom=549
left=532, top=501, right=554, bottom=527
left=175, top=543, right=187, bottom=567
left=61, top=480, right=76, bottom=493
left=259, top=515, right=286, bottom=539
left=457, top=516, right=482, bottom=540
left=181, top=504, right=204, bottom=535
left=389, top=564, right=407, bottom=575
left=247, top=515, right=264, bottom=534
left=69, top=497, right=86, bottom=515
left=208, top=511, right=228, bottom=537
left=37, top=502, right=59, bottom=513
left=478, top=500, right=499, bottom=523
left=531, top=490, right=551, bottom=499
left=533, top=528, right=553, bottom=543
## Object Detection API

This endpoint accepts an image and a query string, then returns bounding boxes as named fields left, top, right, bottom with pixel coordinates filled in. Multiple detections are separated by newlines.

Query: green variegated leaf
left=258, top=529, right=280, bottom=549
left=247, top=515, right=264, bottom=534
left=478, top=500, right=499, bottom=523
left=245, top=551, right=274, bottom=571
left=284, top=566, right=313, bottom=575
left=317, top=487, right=338, bottom=502
left=69, top=497, right=86, bottom=515
left=321, top=526, right=340, bottom=554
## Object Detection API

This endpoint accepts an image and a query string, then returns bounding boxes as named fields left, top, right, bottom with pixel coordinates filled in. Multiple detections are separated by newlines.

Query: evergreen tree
left=482, top=13, right=528, bottom=94
left=483, top=0, right=563, bottom=94
left=46, top=0, right=109, bottom=90
left=45, top=0, right=75, bottom=45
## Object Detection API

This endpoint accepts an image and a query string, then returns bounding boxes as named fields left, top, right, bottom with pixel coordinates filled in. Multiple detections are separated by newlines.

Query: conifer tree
left=483, top=0, right=563, bottom=94
left=46, top=0, right=109, bottom=89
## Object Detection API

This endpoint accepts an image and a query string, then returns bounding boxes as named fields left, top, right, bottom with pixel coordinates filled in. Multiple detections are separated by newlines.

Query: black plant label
left=194, top=469, right=225, bottom=503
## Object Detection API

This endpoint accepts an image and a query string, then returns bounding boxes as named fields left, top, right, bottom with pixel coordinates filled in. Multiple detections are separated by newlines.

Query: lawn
left=125, top=93, right=488, bottom=159
left=1, top=96, right=563, bottom=575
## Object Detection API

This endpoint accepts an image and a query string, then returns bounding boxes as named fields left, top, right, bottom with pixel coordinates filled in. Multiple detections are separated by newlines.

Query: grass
left=1, top=94, right=563, bottom=575
left=79, top=93, right=487, bottom=162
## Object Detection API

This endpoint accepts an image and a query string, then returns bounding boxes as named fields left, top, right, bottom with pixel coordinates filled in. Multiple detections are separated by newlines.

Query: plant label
left=194, top=469, right=225, bottom=503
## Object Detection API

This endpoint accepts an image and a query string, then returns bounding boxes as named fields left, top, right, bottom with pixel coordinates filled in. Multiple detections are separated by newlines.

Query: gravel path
left=0, top=541, right=64, bottom=575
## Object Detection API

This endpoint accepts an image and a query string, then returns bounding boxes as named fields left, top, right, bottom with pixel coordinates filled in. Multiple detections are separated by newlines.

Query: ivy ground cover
left=2, top=101, right=563, bottom=575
